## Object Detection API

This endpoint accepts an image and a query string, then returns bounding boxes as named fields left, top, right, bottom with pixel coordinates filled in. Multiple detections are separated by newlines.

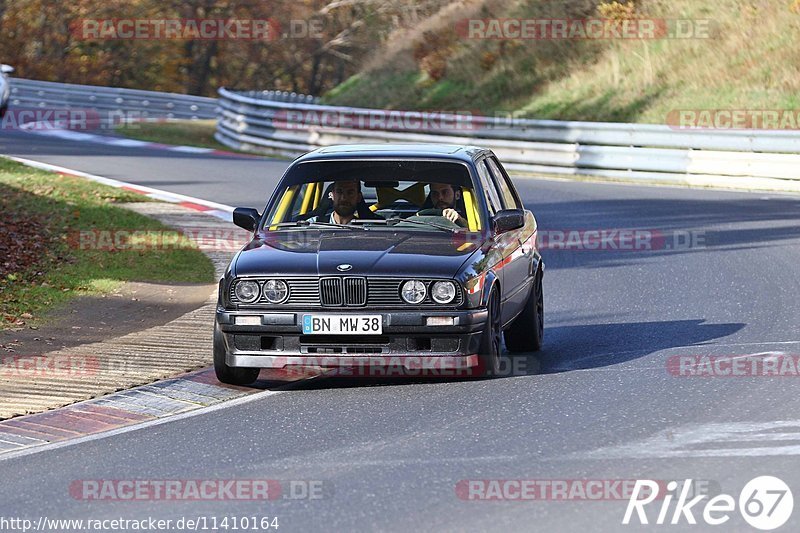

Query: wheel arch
left=481, top=270, right=501, bottom=307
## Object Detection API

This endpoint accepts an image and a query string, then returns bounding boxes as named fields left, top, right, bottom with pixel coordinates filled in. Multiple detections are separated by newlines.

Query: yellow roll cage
left=269, top=182, right=482, bottom=231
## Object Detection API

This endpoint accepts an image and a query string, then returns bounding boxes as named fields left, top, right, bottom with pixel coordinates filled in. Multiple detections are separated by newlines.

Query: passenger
left=307, top=179, right=381, bottom=224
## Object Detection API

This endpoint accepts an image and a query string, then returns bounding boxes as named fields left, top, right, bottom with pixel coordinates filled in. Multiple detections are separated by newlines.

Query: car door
left=484, top=156, right=533, bottom=324
left=475, top=156, right=519, bottom=325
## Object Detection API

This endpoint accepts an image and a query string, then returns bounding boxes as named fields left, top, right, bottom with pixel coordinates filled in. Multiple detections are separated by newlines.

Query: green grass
left=323, top=0, right=800, bottom=124
left=114, top=119, right=291, bottom=159
left=0, top=158, right=214, bottom=326
left=114, top=119, right=230, bottom=151
left=323, top=71, right=424, bottom=110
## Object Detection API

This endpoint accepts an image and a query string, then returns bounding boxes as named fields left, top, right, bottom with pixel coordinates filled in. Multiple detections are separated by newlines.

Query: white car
left=0, top=64, right=14, bottom=118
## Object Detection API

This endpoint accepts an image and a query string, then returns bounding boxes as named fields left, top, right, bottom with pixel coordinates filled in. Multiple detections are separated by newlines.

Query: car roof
left=294, top=144, right=489, bottom=163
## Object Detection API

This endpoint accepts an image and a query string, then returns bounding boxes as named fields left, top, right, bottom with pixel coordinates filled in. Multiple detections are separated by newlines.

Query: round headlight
left=431, top=281, right=456, bottom=304
left=401, top=280, right=427, bottom=304
left=263, top=279, right=289, bottom=304
left=234, top=280, right=260, bottom=303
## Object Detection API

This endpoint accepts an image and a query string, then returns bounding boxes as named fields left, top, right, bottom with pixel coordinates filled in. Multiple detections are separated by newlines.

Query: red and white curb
left=0, top=156, right=304, bottom=459
left=0, top=362, right=322, bottom=459
left=2, top=155, right=235, bottom=221
left=0, top=369, right=262, bottom=456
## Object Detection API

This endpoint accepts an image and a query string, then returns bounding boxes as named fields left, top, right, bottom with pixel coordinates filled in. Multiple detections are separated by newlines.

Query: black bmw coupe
left=214, top=144, right=544, bottom=384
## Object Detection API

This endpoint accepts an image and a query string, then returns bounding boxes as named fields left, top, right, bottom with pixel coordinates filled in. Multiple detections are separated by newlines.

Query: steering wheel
left=414, top=207, right=468, bottom=228
left=416, top=208, right=444, bottom=217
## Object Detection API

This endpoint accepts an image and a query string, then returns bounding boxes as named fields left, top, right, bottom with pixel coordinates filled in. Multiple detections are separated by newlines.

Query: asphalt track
left=2, top=128, right=800, bottom=531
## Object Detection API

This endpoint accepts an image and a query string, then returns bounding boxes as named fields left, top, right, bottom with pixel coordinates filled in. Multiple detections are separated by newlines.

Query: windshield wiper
left=266, top=222, right=307, bottom=228
left=384, top=217, right=459, bottom=233
left=351, top=219, right=388, bottom=225
left=305, top=221, right=366, bottom=231
left=264, top=221, right=365, bottom=231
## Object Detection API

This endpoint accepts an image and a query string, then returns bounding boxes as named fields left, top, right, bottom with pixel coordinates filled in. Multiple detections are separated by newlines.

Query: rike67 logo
left=623, top=476, right=793, bottom=530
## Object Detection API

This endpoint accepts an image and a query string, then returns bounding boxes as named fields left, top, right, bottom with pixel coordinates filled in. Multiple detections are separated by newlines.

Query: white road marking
left=576, top=420, right=800, bottom=459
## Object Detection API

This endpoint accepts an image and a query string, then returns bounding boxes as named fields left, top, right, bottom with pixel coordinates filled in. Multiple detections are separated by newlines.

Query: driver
left=427, top=182, right=468, bottom=227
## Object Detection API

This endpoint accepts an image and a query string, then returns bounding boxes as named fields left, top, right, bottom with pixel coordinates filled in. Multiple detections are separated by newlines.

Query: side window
left=486, top=157, right=521, bottom=209
left=476, top=159, right=502, bottom=215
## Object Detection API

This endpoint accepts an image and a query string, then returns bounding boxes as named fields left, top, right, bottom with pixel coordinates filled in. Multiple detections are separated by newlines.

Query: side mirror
left=1, top=65, right=14, bottom=75
left=233, top=207, right=261, bottom=231
left=493, top=209, right=524, bottom=234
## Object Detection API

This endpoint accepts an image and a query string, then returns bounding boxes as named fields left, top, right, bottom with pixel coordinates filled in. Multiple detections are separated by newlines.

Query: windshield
left=263, top=159, right=485, bottom=232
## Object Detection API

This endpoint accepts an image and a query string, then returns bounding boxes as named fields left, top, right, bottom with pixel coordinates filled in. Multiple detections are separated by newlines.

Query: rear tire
left=476, top=288, right=502, bottom=377
left=214, top=323, right=259, bottom=386
left=503, top=270, right=544, bottom=353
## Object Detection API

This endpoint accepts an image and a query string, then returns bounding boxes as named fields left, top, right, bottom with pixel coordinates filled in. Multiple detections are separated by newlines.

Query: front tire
left=214, top=322, right=259, bottom=386
left=503, top=270, right=544, bottom=353
left=476, top=288, right=502, bottom=377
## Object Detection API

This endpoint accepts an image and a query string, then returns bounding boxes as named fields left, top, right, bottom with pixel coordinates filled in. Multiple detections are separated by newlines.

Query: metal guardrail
left=215, top=87, right=800, bottom=188
left=9, top=78, right=218, bottom=120
left=233, top=89, right=319, bottom=105
left=7, top=79, right=799, bottom=188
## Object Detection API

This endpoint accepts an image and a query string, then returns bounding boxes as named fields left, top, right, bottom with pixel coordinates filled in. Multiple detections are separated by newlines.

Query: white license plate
left=302, top=314, right=382, bottom=335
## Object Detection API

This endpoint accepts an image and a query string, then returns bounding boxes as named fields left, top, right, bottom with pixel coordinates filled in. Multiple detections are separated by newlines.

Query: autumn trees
left=0, top=0, right=449, bottom=96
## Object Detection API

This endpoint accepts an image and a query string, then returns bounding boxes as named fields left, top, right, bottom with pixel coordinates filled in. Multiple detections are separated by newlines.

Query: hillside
left=323, top=0, right=800, bottom=124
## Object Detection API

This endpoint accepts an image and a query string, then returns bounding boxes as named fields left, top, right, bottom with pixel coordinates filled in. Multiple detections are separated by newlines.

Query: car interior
left=265, top=160, right=484, bottom=231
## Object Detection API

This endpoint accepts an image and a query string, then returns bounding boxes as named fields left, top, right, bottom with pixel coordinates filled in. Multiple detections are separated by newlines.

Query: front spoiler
left=226, top=353, right=479, bottom=370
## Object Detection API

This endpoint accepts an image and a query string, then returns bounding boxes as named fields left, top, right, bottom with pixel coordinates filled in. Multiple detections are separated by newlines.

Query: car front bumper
left=216, top=307, right=488, bottom=370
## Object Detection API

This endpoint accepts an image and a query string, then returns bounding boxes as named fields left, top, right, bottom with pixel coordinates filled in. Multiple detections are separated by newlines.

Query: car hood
left=233, top=230, right=482, bottom=279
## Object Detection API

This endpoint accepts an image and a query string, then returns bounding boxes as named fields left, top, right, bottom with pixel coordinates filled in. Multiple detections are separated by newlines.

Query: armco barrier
left=6, top=78, right=799, bottom=190
left=215, top=87, right=800, bottom=190
left=7, top=78, right=316, bottom=127
left=9, top=78, right=217, bottom=120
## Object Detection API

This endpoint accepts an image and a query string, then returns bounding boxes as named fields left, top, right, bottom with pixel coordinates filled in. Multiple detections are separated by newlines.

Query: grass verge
left=323, top=0, right=800, bottom=124
left=114, top=119, right=291, bottom=159
left=114, top=119, right=228, bottom=151
left=0, top=158, right=214, bottom=328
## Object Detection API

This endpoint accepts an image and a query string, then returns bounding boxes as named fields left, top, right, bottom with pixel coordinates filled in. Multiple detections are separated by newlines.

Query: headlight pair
left=400, top=280, right=457, bottom=305
left=233, top=279, right=288, bottom=304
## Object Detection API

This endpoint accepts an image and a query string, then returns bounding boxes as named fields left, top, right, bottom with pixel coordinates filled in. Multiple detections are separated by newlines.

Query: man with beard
left=307, top=179, right=379, bottom=224
left=426, top=182, right=468, bottom=227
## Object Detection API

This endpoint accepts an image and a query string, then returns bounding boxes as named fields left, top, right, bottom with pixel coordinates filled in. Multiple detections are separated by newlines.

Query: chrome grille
left=367, top=279, right=404, bottom=306
left=320, top=277, right=367, bottom=306
left=231, top=277, right=462, bottom=307
left=320, top=278, right=343, bottom=306
left=343, top=277, right=367, bottom=306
